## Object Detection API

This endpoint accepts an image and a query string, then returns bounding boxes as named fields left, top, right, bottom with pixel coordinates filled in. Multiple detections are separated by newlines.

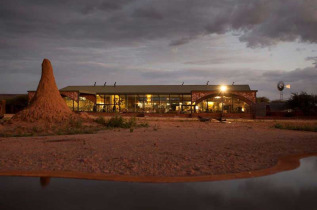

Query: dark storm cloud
left=238, top=0, right=317, bottom=47
left=169, top=36, right=199, bottom=46
left=262, top=67, right=317, bottom=82
left=0, top=0, right=317, bottom=98
left=184, top=55, right=264, bottom=65
left=132, top=7, right=163, bottom=20
left=1, top=0, right=317, bottom=49
left=81, top=0, right=133, bottom=14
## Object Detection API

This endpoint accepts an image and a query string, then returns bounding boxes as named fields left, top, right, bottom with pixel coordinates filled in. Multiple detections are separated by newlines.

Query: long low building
left=28, top=84, right=257, bottom=116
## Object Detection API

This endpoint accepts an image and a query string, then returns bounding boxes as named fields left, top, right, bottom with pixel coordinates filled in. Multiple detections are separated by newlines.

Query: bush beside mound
left=94, top=115, right=149, bottom=129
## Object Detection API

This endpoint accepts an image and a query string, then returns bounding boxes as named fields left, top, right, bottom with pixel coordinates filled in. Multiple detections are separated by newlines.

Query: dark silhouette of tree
left=256, top=97, right=270, bottom=103
left=286, top=92, right=317, bottom=116
left=6, top=95, right=28, bottom=113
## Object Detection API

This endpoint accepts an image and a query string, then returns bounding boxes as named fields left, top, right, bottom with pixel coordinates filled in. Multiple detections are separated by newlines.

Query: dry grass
left=94, top=115, right=149, bottom=129
left=0, top=118, right=101, bottom=137
left=0, top=114, right=150, bottom=137
left=274, top=122, right=317, bottom=132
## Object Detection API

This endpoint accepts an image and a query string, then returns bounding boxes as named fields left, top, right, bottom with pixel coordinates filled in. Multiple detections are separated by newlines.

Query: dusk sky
left=0, top=0, right=316, bottom=99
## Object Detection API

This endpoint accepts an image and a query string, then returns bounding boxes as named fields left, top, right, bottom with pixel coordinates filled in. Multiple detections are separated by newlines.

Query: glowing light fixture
left=220, top=85, right=227, bottom=92
left=146, top=95, right=151, bottom=102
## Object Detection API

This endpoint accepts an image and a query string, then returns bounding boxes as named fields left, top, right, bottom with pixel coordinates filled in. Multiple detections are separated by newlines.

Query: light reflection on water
left=0, top=157, right=316, bottom=210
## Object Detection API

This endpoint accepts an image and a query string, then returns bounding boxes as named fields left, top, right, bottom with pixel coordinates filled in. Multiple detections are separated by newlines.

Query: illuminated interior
left=63, top=97, right=78, bottom=111
left=195, top=95, right=250, bottom=113
left=78, top=96, right=94, bottom=111
left=63, top=93, right=250, bottom=113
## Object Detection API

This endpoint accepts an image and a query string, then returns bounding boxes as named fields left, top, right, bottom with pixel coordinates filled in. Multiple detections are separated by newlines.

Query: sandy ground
left=0, top=120, right=316, bottom=177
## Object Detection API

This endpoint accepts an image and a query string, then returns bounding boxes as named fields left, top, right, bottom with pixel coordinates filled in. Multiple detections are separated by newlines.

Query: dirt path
left=0, top=120, right=316, bottom=177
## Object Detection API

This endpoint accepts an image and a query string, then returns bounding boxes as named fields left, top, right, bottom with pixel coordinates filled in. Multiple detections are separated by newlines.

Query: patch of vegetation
left=68, top=117, right=83, bottom=128
left=0, top=132, right=34, bottom=137
left=94, top=116, right=106, bottom=125
left=125, top=117, right=137, bottom=128
left=5, top=95, right=28, bottom=113
left=257, top=96, right=270, bottom=103
left=0, top=118, right=101, bottom=137
left=286, top=92, right=317, bottom=116
left=56, top=126, right=99, bottom=135
left=94, top=115, right=149, bottom=129
left=0, top=115, right=150, bottom=137
left=274, top=123, right=317, bottom=132
left=107, top=115, right=127, bottom=128
left=0, top=116, right=12, bottom=125
left=138, top=121, right=149, bottom=128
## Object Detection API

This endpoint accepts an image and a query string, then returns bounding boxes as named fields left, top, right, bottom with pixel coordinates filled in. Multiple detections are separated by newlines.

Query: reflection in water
left=0, top=157, right=316, bottom=210
left=40, top=177, right=51, bottom=188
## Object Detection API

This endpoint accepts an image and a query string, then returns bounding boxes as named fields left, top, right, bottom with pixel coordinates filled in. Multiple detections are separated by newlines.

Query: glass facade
left=136, top=95, right=145, bottom=112
left=127, top=95, right=136, bottom=112
left=63, top=97, right=77, bottom=111
left=79, top=96, right=94, bottom=112
left=76, top=94, right=194, bottom=113
left=195, top=95, right=250, bottom=113
left=159, top=95, right=170, bottom=113
left=63, top=93, right=250, bottom=114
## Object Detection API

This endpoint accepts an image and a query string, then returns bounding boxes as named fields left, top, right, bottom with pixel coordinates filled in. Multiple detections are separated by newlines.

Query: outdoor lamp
left=220, top=85, right=227, bottom=92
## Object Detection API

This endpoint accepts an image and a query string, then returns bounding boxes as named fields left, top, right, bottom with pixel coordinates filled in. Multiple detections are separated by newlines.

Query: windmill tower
left=277, top=81, right=285, bottom=100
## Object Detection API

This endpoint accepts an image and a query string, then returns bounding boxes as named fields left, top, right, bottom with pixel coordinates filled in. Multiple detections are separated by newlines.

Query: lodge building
left=28, top=84, right=257, bottom=117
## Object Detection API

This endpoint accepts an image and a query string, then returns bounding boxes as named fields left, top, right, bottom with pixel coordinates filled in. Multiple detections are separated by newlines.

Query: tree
left=6, top=95, right=28, bottom=113
left=286, top=92, right=317, bottom=116
left=256, top=97, right=270, bottom=103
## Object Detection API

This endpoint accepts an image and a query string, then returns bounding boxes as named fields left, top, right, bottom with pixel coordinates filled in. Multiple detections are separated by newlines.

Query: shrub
left=138, top=122, right=149, bottom=128
left=104, top=115, right=149, bottom=129
left=5, top=95, right=28, bottom=113
left=94, top=116, right=106, bottom=125
left=106, top=115, right=125, bottom=128
left=69, top=117, right=83, bottom=128
left=274, top=122, right=317, bottom=132
left=126, top=117, right=137, bottom=128
left=274, top=123, right=283, bottom=129
left=92, top=115, right=150, bottom=129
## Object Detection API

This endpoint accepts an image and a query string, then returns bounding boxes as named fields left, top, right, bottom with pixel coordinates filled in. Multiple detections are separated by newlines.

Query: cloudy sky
left=0, top=0, right=316, bottom=99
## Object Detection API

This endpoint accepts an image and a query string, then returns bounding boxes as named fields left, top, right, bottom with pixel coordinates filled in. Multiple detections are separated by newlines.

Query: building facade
left=28, top=84, right=257, bottom=117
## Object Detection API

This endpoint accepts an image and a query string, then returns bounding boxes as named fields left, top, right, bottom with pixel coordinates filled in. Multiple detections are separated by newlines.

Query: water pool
left=0, top=156, right=316, bottom=210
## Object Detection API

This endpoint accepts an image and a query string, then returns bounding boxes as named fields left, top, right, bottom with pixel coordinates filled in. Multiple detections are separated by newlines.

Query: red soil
left=0, top=120, right=316, bottom=178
